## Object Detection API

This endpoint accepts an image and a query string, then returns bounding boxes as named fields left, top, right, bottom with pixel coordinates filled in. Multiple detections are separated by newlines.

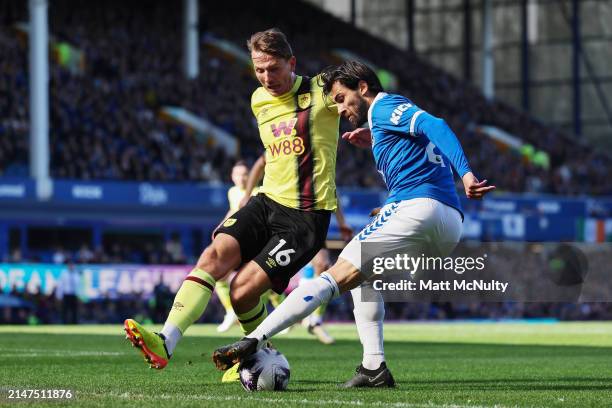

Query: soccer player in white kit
left=213, top=61, right=496, bottom=387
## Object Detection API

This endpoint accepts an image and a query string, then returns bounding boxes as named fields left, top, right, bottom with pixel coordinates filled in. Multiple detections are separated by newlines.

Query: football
left=238, top=348, right=291, bottom=391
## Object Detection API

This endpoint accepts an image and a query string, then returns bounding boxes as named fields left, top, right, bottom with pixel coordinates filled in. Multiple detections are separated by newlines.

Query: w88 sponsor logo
left=270, top=119, right=297, bottom=138
left=269, top=137, right=305, bottom=157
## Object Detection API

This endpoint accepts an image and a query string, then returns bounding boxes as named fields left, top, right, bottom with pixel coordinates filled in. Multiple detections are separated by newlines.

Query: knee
left=196, top=239, right=239, bottom=278
left=196, top=245, right=220, bottom=272
left=196, top=235, right=241, bottom=277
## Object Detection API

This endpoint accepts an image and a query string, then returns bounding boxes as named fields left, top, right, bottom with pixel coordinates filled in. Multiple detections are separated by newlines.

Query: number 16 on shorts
left=267, top=239, right=295, bottom=268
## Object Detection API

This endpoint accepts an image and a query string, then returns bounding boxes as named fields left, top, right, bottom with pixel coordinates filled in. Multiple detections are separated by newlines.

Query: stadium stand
left=1, top=0, right=610, bottom=193
left=1, top=1, right=611, bottom=326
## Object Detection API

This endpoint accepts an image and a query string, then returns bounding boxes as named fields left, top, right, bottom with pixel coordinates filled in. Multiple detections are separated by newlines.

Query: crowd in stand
left=1, top=278, right=190, bottom=325
left=3, top=241, right=612, bottom=324
left=4, top=280, right=611, bottom=325
left=5, top=239, right=189, bottom=265
left=1, top=1, right=611, bottom=324
left=4, top=272, right=612, bottom=325
left=1, top=0, right=610, bottom=193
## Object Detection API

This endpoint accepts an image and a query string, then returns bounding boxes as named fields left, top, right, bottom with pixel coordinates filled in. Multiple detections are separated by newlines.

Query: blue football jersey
left=368, top=92, right=472, bottom=216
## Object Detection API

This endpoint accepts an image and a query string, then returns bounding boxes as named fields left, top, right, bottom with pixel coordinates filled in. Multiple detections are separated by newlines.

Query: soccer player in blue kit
left=213, top=61, right=496, bottom=387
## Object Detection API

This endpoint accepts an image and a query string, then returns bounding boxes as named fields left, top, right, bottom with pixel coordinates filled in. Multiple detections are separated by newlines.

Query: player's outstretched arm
left=415, top=112, right=495, bottom=199
left=462, top=172, right=496, bottom=200
left=416, top=113, right=472, bottom=177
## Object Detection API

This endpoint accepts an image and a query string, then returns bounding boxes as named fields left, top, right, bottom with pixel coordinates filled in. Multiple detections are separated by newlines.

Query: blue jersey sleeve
left=372, top=95, right=472, bottom=177
left=372, top=96, right=422, bottom=135
left=413, top=111, right=472, bottom=177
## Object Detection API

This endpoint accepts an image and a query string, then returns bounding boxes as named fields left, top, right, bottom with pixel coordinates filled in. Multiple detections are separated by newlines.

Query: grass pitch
left=1, top=322, right=611, bottom=407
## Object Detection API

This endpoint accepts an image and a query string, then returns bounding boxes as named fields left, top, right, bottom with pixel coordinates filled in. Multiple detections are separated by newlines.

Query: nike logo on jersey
left=389, top=103, right=411, bottom=125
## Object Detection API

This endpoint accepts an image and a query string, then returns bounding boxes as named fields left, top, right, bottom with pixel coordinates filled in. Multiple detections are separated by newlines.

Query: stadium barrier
left=0, top=263, right=189, bottom=299
left=0, top=178, right=611, bottom=242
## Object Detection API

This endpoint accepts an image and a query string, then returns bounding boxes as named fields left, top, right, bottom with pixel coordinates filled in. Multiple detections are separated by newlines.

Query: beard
left=353, top=96, right=369, bottom=128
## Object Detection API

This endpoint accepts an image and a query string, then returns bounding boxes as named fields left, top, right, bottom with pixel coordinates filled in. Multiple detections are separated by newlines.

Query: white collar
left=367, top=92, right=387, bottom=129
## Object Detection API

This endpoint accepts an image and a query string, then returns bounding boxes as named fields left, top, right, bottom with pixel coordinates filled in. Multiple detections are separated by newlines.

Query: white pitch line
left=0, top=351, right=126, bottom=358
left=98, top=391, right=531, bottom=408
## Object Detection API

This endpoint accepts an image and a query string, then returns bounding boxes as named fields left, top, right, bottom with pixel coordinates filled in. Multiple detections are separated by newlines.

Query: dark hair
left=233, top=160, right=248, bottom=168
left=319, top=61, right=383, bottom=97
left=247, top=28, right=293, bottom=60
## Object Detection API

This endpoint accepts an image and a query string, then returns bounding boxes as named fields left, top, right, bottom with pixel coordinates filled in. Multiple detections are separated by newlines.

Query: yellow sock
left=236, top=296, right=268, bottom=335
left=309, top=303, right=327, bottom=326
left=268, top=292, right=286, bottom=308
left=216, top=280, right=233, bottom=313
left=259, top=289, right=272, bottom=306
left=314, top=303, right=327, bottom=318
left=166, top=268, right=216, bottom=334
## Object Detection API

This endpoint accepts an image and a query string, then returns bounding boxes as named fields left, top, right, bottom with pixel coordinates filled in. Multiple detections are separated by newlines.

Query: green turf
left=1, top=323, right=611, bottom=407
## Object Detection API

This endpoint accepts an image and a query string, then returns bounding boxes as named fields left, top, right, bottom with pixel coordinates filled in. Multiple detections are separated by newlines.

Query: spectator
left=55, top=261, right=82, bottom=324
left=0, top=0, right=608, bottom=194
left=52, top=246, right=67, bottom=264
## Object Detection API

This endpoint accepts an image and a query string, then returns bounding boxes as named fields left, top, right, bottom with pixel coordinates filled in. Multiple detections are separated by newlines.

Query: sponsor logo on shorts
left=266, top=257, right=277, bottom=268
left=172, top=301, right=184, bottom=311
left=223, top=218, right=237, bottom=227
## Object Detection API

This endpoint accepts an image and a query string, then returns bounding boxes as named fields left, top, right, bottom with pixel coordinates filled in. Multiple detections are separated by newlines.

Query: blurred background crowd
left=2, top=0, right=610, bottom=193
left=1, top=0, right=610, bottom=325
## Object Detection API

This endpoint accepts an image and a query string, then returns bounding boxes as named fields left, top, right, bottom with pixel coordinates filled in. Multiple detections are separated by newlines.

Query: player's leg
left=219, top=261, right=273, bottom=382
left=230, top=262, right=273, bottom=335
left=213, top=203, right=333, bottom=370
left=212, top=257, right=365, bottom=370
left=125, top=233, right=241, bottom=368
left=258, top=289, right=290, bottom=331
left=342, top=198, right=462, bottom=387
left=351, top=281, right=385, bottom=369
left=341, top=281, right=394, bottom=387
left=231, top=200, right=332, bottom=337
left=310, top=249, right=330, bottom=326
left=307, top=249, right=335, bottom=344
left=219, top=233, right=323, bottom=382
left=125, top=195, right=269, bottom=369
left=212, top=203, right=397, bottom=377
left=269, top=290, right=293, bottom=335
left=216, top=273, right=237, bottom=332
left=217, top=197, right=331, bottom=380
left=260, top=288, right=283, bottom=308
left=254, top=257, right=365, bottom=340
left=338, top=200, right=449, bottom=387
